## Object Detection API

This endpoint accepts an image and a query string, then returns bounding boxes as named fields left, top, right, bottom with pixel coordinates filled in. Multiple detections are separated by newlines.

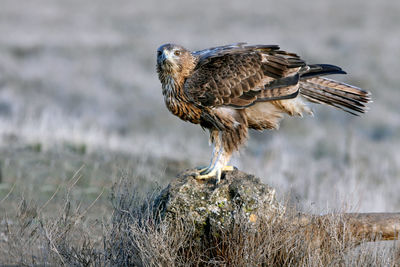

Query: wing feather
left=184, top=46, right=305, bottom=109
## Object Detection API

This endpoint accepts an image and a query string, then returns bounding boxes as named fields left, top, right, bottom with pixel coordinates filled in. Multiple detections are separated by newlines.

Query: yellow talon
left=194, top=165, right=208, bottom=173
left=222, top=165, right=235, bottom=171
left=195, top=168, right=222, bottom=183
left=194, top=165, right=235, bottom=184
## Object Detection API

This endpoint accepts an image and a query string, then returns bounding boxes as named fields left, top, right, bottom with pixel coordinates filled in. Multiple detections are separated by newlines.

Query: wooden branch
left=343, top=213, right=400, bottom=241
left=295, top=212, right=400, bottom=245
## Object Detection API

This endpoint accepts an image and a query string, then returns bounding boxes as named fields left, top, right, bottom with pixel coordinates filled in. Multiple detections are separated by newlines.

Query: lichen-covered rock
left=154, top=168, right=285, bottom=240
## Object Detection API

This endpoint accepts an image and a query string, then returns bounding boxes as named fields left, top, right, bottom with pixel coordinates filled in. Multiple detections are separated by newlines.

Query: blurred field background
left=0, top=0, right=400, bottom=263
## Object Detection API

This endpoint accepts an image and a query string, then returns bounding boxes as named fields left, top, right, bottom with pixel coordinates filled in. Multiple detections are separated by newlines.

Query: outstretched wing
left=184, top=44, right=307, bottom=108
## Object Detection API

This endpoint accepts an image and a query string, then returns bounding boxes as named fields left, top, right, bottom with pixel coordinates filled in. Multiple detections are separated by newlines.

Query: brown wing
left=184, top=45, right=306, bottom=109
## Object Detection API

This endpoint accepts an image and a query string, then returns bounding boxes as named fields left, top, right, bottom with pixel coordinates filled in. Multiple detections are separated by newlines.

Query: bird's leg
left=194, top=142, right=219, bottom=172
left=195, top=130, right=220, bottom=173
left=195, top=132, right=233, bottom=183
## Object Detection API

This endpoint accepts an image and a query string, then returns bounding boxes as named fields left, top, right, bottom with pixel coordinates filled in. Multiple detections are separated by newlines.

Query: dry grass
left=1, top=177, right=398, bottom=266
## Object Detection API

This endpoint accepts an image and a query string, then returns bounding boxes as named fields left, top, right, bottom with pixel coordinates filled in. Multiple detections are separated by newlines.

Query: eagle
left=156, top=43, right=371, bottom=183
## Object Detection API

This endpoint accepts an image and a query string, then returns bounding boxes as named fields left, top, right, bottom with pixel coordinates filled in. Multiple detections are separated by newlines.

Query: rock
left=154, top=168, right=285, bottom=241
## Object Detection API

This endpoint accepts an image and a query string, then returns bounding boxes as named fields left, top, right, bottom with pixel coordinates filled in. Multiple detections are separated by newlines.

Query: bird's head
left=156, top=43, right=196, bottom=80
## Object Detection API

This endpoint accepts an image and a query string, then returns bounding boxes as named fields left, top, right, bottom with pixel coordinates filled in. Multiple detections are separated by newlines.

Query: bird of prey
left=156, top=43, right=371, bottom=183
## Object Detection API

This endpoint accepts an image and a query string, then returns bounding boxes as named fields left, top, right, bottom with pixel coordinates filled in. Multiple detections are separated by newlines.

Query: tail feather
left=300, top=77, right=371, bottom=115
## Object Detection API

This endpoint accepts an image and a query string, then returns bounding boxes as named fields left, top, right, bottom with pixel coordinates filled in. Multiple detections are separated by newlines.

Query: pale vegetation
left=1, top=177, right=399, bottom=266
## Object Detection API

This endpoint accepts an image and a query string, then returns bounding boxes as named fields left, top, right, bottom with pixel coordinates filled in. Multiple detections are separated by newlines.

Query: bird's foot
left=194, top=165, right=235, bottom=184
left=221, top=165, right=235, bottom=172
left=194, top=165, right=208, bottom=172
left=196, top=168, right=222, bottom=182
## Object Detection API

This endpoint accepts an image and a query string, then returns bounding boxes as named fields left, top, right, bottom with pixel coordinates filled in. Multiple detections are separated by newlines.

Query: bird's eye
left=157, top=51, right=162, bottom=57
left=174, top=50, right=181, bottom=56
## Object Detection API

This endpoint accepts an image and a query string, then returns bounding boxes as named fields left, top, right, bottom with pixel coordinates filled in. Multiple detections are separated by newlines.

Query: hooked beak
left=158, top=50, right=168, bottom=65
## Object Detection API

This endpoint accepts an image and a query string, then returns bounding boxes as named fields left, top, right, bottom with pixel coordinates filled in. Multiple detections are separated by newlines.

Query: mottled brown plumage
left=156, top=43, right=371, bottom=183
